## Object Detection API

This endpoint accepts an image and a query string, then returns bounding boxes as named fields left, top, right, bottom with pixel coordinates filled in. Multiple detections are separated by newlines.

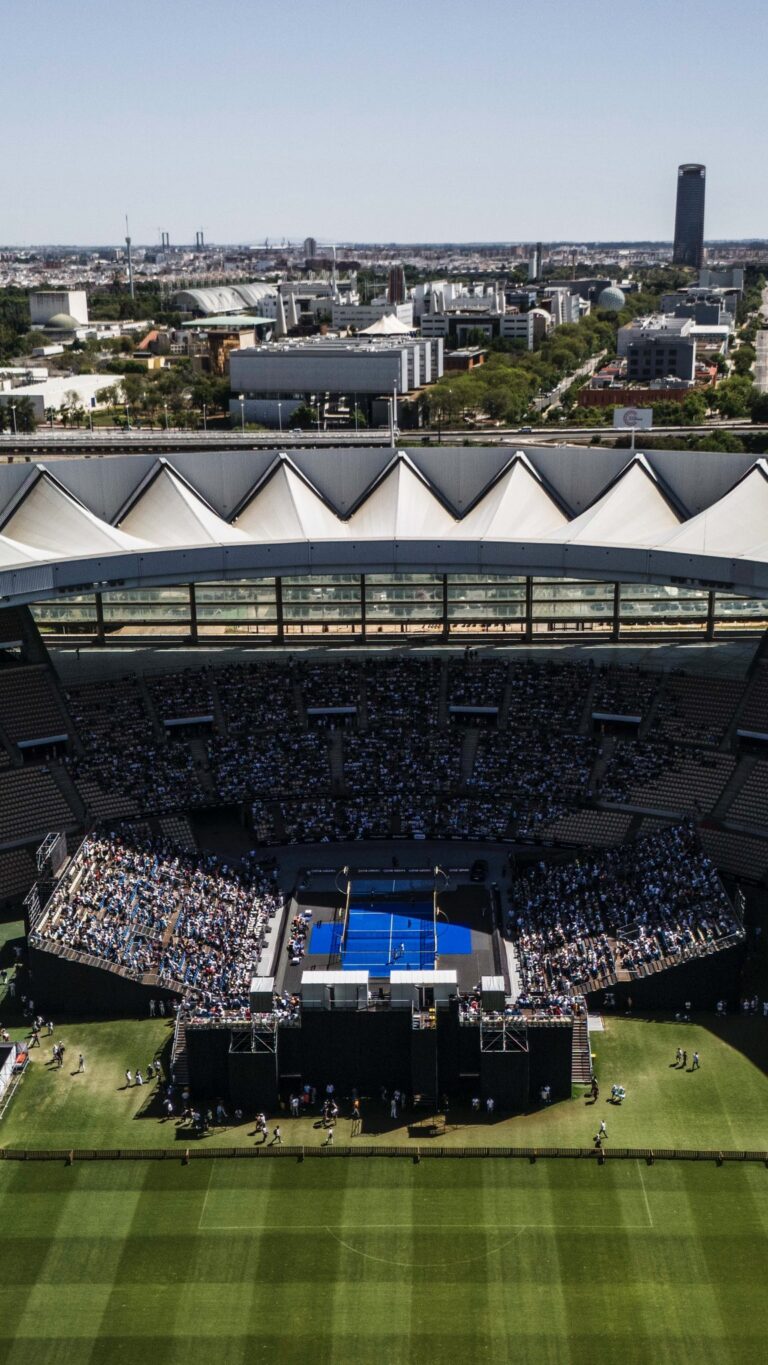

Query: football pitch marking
left=637, top=1160, right=655, bottom=1228
left=197, top=1162, right=214, bottom=1232
left=322, top=1224, right=526, bottom=1268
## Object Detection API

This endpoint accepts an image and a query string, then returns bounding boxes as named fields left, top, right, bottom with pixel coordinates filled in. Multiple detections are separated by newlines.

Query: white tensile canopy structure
left=0, top=447, right=766, bottom=604
left=359, top=315, right=415, bottom=336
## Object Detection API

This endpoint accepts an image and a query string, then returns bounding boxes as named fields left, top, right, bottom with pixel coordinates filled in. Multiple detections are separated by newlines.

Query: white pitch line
left=198, top=1220, right=655, bottom=1233
left=196, top=1162, right=214, bottom=1232
left=637, top=1160, right=654, bottom=1228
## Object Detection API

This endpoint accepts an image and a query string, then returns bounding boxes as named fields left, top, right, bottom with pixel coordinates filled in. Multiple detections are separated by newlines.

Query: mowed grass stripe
left=0, top=1162, right=767, bottom=1363
left=2, top=1015, right=768, bottom=1154
left=3, top=1331, right=767, bottom=1365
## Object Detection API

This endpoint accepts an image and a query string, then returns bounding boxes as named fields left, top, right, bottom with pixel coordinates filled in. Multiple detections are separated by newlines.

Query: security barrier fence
left=1, top=1145, right=766, bottom=1164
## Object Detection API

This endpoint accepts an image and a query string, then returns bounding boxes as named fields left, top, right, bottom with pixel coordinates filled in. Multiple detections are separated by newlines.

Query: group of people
left=58, top=655, right=717, bottom=846
left=35, top=834, right=282, bottom=1017
left=508, top=824, right=739, bottom=1010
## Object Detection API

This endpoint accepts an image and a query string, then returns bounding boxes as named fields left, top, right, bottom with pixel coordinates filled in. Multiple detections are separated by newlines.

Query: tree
left=712, top=375, right=755, bottom=419
left=291, top=402, right=318, bottom=429
left=749, top=392, right=768, bottom=424
left=681, top=391, right=708, bottom=424
left=12, top=397, right=37, bottom=432
left=732, top=346, right=756, bottom=378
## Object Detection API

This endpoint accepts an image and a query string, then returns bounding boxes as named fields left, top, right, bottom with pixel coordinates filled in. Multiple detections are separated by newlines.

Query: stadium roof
left=0, top=446, right=765, bottom=604
left=173, top=283, right=275, bottom=315
left=180, top=315, right=274, bottom=329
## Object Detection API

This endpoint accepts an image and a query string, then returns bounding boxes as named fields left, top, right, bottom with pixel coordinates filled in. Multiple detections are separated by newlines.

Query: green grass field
left=1, top=947, right=768, bottom=1363
left=0, top=1155, right=766, bottom=1364
left=2, top=1011, right=767, bottom=1151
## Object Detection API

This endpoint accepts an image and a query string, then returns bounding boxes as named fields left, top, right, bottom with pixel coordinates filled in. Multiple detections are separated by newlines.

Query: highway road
left=0, top=420, right=765, bottom=458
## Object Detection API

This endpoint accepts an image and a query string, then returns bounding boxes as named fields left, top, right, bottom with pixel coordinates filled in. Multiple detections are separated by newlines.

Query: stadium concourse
left=0, top=601, right=760, bottom=1106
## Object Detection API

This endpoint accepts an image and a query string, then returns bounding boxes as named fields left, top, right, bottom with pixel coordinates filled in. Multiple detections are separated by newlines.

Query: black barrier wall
left=28, top=946, right=180, bottom=1017
left=587, top=942, right=745, bottom=1014
left=186, top=1009, right=574, bottom=1111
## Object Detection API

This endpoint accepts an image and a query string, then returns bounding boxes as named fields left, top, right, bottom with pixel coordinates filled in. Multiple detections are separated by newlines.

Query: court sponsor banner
left=613, top=407, right=653, bottom=430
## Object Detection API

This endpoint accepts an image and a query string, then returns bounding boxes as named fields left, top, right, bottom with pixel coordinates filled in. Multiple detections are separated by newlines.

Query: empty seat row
left=0, top=769, right=76, bottom=845
left=0, top=668, right=68, bottom=744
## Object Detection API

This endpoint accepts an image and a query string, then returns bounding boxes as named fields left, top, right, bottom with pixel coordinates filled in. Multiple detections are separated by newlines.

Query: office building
left=698, top=267, right=744, bottom=293
left=673, top=163, right=706, bottom=268
left=229, top=336, right=443, bottom=425
left=29, top=290, right=89, bottom=328
left=618, top=316, right=696, bottom=384
left=331, top=301, right=414, bottom=331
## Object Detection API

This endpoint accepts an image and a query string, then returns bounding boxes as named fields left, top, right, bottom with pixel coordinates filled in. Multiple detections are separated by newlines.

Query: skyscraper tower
left=125, top=215, right=134, bottom=299
left=387, top=264, right=406, bottom=304
left=673, top=164, right=706, bottom=268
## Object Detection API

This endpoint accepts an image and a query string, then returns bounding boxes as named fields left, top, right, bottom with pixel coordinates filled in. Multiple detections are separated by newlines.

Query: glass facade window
left=26, top=574, right=768, bottom=641
left=447, top=574, right=525, bottom=623
left=532, top=579, right=613, bottom=622
left=31, top=595, right=97, bottom=629
left=101, top=587, right=190, bottom=625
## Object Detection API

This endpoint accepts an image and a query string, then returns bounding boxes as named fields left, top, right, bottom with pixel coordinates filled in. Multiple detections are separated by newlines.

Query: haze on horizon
left=2, top=0, right=765, bottom=247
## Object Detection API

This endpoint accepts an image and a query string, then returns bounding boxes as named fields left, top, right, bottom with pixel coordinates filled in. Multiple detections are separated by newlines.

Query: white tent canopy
left=554, top=457, right=681, bottom=548
left=0, top=449, right=765, bottom=601
left=456, top=456, right=567, bottom=540
left=118, top=467, right=246, bottom=547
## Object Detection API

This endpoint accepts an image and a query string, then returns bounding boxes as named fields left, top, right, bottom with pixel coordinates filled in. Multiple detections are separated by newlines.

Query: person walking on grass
left=598, top=1119, right=607, bottom=1139
left=77, top=1054, right=85, bottom=1074
left=692, top=1052, right=700, bottom=1070
left=125, top=1070, right=133, bottom=1088
left=675, top=1047, right=683, bottom=1067
left=324, top=1125, right=334, bottom=1146
left=135, top=1069, right=144, bottom=1087
left=681, top=1050, right=687, bottom=1070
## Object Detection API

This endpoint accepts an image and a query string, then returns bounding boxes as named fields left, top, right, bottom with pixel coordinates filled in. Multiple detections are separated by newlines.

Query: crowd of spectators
left=591, top=666, right=659, bottom=719
left=507, top=824, right=739, bottom=1009
left=447, top=660, right=507, bottom=708
left=59, top=656, right=759, bottom=853
left=147, top=668, right=215, bottom=722
left=35, top=834, right=282, bottom=1016
left=65, top=678, right=206, bottom=815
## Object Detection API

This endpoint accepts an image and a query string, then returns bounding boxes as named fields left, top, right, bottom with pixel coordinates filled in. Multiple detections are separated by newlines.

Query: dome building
left=45, top=313, right=82, bottom=332
left=597, top=286, right=626, bottom=312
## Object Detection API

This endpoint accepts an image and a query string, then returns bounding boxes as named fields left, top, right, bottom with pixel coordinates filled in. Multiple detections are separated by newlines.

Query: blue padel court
left=310, top=899, right=472, bottom=975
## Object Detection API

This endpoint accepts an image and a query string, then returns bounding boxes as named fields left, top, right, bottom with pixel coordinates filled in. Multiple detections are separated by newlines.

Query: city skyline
left=2, top=0, right=766, bottom=244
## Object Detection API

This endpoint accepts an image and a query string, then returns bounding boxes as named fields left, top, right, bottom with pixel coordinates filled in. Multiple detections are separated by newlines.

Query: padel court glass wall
left=29, top=573, right=768, bottom=644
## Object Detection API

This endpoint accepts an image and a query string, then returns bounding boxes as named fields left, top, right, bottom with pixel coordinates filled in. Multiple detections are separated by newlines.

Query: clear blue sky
left=3, top=0, right=765, bottom=245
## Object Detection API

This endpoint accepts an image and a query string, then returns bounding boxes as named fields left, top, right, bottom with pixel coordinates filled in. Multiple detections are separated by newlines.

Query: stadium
left=0, top=442, right=767, bottom=1361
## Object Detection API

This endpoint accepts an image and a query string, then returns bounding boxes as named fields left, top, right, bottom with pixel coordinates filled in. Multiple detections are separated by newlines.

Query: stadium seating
left=659, top=674, right=746, bottom=747
left=0, top=769, right=76, bottom=845
left=737, top=663, right=768, bottom=734
left=33, top=834, right=282, bottom=1016
left=0, top=846, right=36, bottom=902
left=508, top=825, right=739, bottom=1007
left=0, top=667, right=69, bottom=745
left=728, top=761, right=768, bottom=829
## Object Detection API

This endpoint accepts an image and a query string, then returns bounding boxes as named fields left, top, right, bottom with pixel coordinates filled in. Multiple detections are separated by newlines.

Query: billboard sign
left=613, top=406, right=653, bottom=430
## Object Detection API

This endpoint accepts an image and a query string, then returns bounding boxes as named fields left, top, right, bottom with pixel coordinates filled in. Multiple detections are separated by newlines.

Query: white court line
left=196, top=1162, right=214, bottom=1232
left=637, top=1160, right=654, bottom=1228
